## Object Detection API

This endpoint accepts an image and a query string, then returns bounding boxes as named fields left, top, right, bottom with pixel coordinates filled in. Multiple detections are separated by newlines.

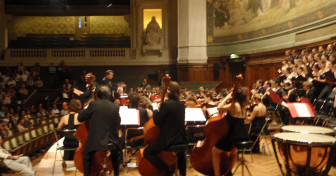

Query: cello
left=190, top=74, right=243, bottom=175
left=137, top=74, right=176, bottom=176
left=73, top=73, right=113, bottom=176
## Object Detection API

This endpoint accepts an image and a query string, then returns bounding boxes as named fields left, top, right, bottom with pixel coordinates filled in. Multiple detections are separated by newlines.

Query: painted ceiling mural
left=207, top=0, right=336, bottom=43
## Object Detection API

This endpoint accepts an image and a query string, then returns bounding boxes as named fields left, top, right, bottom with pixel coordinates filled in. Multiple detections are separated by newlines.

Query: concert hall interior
left=1, top=0, right=336, bottom=176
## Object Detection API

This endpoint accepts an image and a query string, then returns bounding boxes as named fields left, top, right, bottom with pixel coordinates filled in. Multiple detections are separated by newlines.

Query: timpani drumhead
left=274, top=132, right=336, bottom=145
left=273, top=132, right=336, bottom=174
left=281, top=125, right=334, bottom=135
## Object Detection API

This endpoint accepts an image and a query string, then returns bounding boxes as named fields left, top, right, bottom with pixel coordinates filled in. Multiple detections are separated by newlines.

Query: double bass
left=190, top=74, right=243, bottom=175
left=137, top=74, right=176, bottom=176
left=73, top=73, right=113, bottom=176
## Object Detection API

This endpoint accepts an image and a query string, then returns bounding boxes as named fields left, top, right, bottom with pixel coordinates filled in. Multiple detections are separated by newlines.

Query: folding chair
left=52, top=129, right=78, bottom=175
left=245, top=117, right=272, bottom=162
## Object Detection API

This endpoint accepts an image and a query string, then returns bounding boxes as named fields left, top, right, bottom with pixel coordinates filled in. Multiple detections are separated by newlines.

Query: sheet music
left=206, top=107, right=218, bottom=118
left=152, top=103, right=159, bottom=111
left=293, top=103, right=314, bottom=117
left=73, top=88, right=84, bottom=95
left=185, top=108, right=206, bottom=122
left=119, top=107, right=140, bottom=125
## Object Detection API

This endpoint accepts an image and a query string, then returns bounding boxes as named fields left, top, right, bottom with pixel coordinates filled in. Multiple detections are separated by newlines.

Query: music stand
left=185, top=108, right=206, bottom=123
left=286, top=102, right=315, bottom=124
left=119, top=107, right=141, bottom=168
left=185, top=108, right=206, bottom=146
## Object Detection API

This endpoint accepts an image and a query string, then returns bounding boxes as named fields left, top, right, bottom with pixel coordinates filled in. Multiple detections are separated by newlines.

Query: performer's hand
left=11, top=155, right=20, bottom=160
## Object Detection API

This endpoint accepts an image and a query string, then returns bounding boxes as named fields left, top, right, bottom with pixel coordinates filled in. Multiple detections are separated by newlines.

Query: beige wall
left=7, top=16, right=130, bottom=40
left=90, top=16, right=130, bottom=36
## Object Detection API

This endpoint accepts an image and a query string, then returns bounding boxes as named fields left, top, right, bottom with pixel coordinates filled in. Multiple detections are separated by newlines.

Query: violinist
left=246, top=93, right=267, bottom=153
left=143, top=81, right=187, bottom=176
left=212, top=87, right=250, bottom=176
left=125, top=93, right=152, bottom=148
left=255, top=80, right=265, bottom=94
left=57, top=99, right=82, bottom=161
left=202, top=91, right=218, bottom=120
left=78, top=86, right=121, bottom=176
left=73, top=73, right=98, bottom=103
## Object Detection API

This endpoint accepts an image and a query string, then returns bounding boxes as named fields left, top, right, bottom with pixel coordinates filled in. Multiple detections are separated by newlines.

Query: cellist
left=212, top=87, right=250, bottom=176
left=143, top=81, right=187, bottom=176
left=78, top=86, right=121, bottom=176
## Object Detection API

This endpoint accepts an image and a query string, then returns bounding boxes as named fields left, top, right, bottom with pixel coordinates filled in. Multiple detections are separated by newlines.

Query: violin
left=190, top=74, right=243, bottom=175
left=74, top=73, right=113, bottom=175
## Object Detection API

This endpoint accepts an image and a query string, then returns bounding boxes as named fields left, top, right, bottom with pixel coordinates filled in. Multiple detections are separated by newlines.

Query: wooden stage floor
left=4, top=135, right=336, bottom=176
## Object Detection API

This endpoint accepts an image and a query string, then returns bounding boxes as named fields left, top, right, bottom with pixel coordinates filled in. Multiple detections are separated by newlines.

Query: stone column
left=177, top=0, right=207, bottom=64
left=0, top=0, right=5, bottom=58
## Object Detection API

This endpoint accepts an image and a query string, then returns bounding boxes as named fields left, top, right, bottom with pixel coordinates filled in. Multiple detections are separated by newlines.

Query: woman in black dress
left=212, top=87, right=250, bottom=176
left=57, top=98, right=82, bottom=160
left=246, top=93, right=267, bottom=153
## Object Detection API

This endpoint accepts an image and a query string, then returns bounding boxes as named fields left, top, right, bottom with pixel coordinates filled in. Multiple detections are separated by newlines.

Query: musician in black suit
left=78, top=86, right=121, bottom=176
left=101, top=70, right=120, bottom=102
left=143, top=81, right=187, bottom=176
left=302, top=81, right=315, bottom=104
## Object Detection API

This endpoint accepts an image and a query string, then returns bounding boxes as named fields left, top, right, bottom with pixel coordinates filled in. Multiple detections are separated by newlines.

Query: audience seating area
left=1, top=116, right=60, bottom=157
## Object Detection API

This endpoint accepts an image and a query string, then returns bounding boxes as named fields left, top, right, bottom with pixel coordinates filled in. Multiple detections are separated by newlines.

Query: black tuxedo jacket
left=78, top=99, right=121, bottom=152
left=305, top=88, right=315, bottom=104
left=100, top=78, right=120, bottom=101
left=153, top=99, right=187, bottom=148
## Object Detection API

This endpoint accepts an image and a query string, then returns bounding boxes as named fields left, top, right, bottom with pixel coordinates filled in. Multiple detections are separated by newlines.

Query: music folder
left=119, top=107, right=140, bottom=126
left=286, top=102, right=315, bottom=118
left=185, top=108, right=206, bottom=122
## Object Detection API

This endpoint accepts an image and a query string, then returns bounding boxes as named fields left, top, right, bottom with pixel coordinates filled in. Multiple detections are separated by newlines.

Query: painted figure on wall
left=214, top=0, right=231, bottom=28
left=208, top=0, right=336, bottom=42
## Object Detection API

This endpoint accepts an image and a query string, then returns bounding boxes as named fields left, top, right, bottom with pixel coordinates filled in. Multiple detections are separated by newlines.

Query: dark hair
left=168, top=81, right=180, bottom=101
left=68, top=99, right=82, bottom=112
left=97, top=86, right=111, bottom=99
left=205, top=91, right=214, bottom=100
left=105, top=70, right=114, bottom=75
left=233, top=87, right=248, bottom=108
left=128, top=92, right=140, bottom=108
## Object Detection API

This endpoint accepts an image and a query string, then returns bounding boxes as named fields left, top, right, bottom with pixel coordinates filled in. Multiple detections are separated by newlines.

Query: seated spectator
left=2, top=113, right=11, bottom=124
left=18, top=84, right=29, bottom=100
left=7, top=77, right=16, bottom=88
left=63, top=79, right=72, bottom=93
left=8, top=115, right=16, bottom=130
left=30, top=105, right=37, bottom=115
left=0, top=106, right=6, bottom=118
left=26, top=77, right=34, bottom=89
left=60, top=102, right=69, bottom=116
left=0, top=124, right=6, bottom=139
left=1, top=123, right=11, bottom=138
left=25, top=110, right=32, bottom=119
left=61, top=89, right=70, bottom=101
left=34, top=76, right=43, bottom=88
left=16, top=118, right=27, bottom=132
left=49, top=63, right=56, bottom=75
left=50, top=104, right=60, bottom=116
left=0, top=136, right=35, bottom=176
left=23, top=116, right=31, bottom=129
left=37, top=108, right=47, bottom=117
